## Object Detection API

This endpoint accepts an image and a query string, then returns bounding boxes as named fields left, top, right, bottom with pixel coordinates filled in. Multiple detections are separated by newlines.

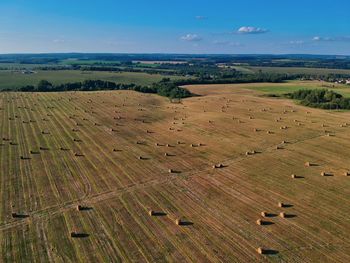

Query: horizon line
left=0, top=52, right=349, bottom=57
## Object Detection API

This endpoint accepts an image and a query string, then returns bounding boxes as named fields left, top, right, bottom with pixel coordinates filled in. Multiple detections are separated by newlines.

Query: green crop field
left=240, top=81, right=350, bottom=97
left=0, top=70, right=185, bottom=90
left=193, top=80, right=350, bottom=98
left=0, top=63, right=45, bottom=70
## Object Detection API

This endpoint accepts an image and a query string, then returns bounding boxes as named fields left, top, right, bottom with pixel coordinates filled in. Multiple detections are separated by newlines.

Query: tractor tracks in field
left=0, top=173, right=172, bottom=231
left=0, top=129, right=333, bottom=232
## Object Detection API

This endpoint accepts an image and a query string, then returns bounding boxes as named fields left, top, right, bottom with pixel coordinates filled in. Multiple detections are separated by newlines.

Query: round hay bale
left=257, top=247, right=265, bottom=254
left=279, top=212, right=286, bottom=218
left=149, top=210, right=155, bottom=216
left=291, top=174, right=296, bottom=179
left=175, top=218, right=182, bottom=225
left=344, top=171, right=350, bottom=176
left=261, top=211, right=267, bottom=217
left=278, top=202, right=284, bottom=208
left=304, top=162, right=310, bottom=167
left=256, top=219, right=262, bottom=225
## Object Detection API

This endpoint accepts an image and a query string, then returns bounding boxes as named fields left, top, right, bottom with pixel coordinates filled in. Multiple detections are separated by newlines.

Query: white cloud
left=181, top=34, right=202, bottom=42
left=313, top=36, right=333, bottom=42
left=237, top=26, right=268, bottom=34
left=289, top=40, right=305, bottom=45
left=195, top=16, right=207, bottom=20
left=313, top=36, right=350, bottom=42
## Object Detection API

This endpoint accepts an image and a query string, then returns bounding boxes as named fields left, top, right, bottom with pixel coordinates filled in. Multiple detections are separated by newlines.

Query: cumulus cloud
left=237, top=26, right=268, bottom=34
left=181, top=34, right=202, bottom=42
left=195, top=16, right=207, bottom=20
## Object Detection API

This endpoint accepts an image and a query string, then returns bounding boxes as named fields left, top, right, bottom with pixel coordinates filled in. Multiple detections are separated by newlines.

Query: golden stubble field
left=0, top=83, right=350, bottom=262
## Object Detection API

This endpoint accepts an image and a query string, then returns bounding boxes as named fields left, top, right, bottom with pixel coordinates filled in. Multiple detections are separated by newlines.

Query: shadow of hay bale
left=149, top=210, right=167, bottom=217
left=12, top=213, right=29, bottom=219
left=77, top=205, right=93, bottom=211
left=70, top=232, right=89, bottom=238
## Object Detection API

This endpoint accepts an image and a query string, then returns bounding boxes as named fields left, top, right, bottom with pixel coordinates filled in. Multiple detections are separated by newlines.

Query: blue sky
left=0, top=0, right=349, bottom=54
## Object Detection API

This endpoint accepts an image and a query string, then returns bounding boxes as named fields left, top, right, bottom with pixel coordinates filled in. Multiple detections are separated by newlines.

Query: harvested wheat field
left=1, top=83, right=350, bottom=262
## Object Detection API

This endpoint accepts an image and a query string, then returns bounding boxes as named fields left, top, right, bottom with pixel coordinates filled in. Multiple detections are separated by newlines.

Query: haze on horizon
left=0, top=0, right=350, bottom=55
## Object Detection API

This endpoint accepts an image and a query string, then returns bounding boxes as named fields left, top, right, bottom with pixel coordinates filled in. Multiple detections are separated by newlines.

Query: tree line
left=18, top=79, right=192, bottom=99
left=174, top=73, right=290, bottom=85
left=285, top=89, right=350, bottom=110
